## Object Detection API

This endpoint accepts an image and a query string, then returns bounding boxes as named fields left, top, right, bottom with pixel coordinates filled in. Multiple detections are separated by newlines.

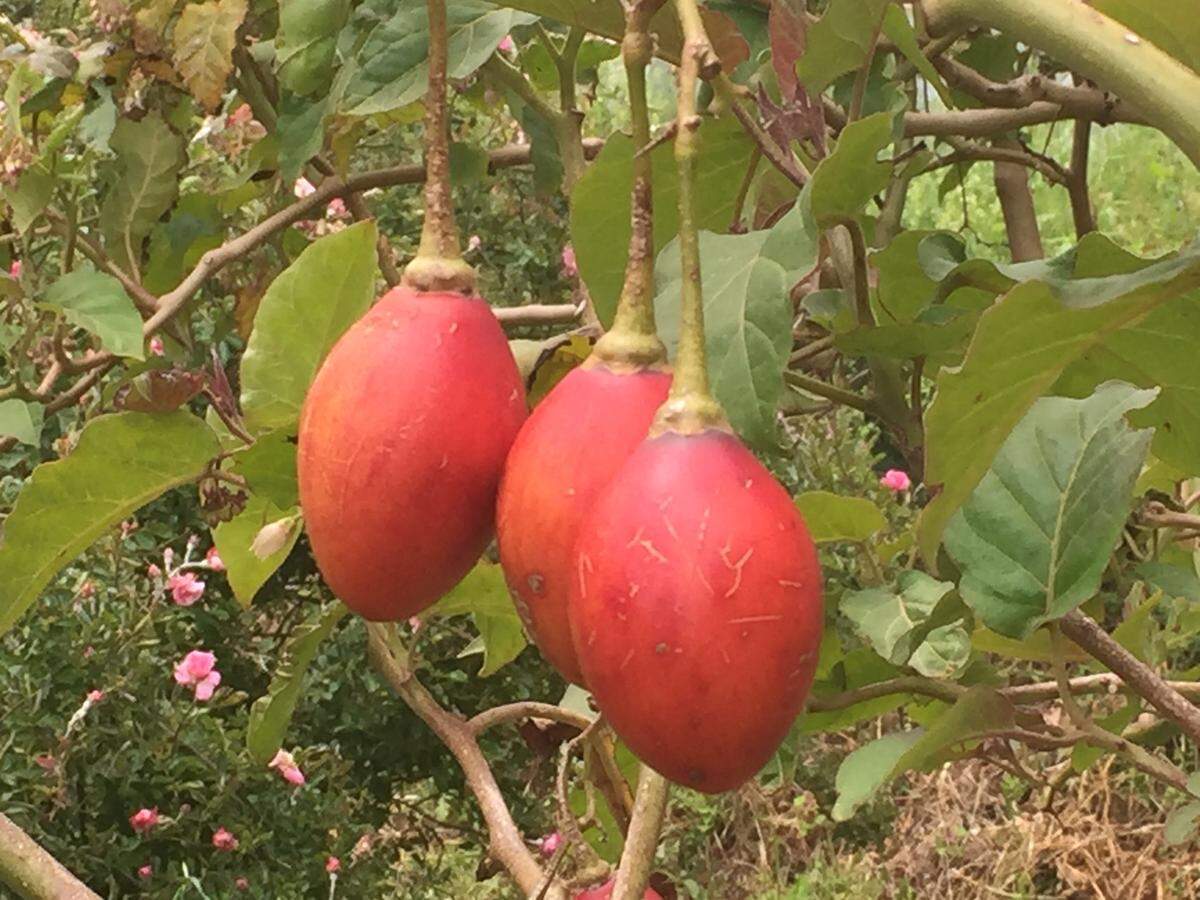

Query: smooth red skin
left=574, top=879, right=662, bottom=900
left=298, top=287, right=527, bottom=621
left=570, top=429, right=824, bottom=794
left=497, top=364, right=671, bottom=684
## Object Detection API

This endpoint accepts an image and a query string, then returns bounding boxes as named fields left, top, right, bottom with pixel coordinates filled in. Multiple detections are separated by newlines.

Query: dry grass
left=868, top=757, right=1200, bottom=900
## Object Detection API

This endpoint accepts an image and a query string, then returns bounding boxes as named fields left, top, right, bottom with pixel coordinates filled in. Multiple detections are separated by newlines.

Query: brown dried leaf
left=700, top=8, right=750, bottom=74
left=172, top=0, right=248, bottom=111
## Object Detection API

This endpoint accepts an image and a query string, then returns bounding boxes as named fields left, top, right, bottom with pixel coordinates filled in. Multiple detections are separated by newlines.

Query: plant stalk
left=611, top=767, right=670, bottom=900
left=924, top=0, right=1200, bottom=168
left=403, top=0, right=475, bottom=293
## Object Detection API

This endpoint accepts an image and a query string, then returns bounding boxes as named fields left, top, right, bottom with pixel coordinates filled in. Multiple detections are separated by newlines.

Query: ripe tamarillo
left=496, top=362, right=671, bottom=684
left=574, top=879, right=662, bottom=900
left=298, top=286, right=526, bottom=620
left=569, top=428, right=824, bottom=793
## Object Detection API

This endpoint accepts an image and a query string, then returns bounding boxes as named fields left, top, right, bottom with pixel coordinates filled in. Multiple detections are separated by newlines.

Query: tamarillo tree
left=2, top=0, right=1200, bottom=896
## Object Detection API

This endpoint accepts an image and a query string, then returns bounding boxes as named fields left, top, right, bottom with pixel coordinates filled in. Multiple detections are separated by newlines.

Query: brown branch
left=925, top=135, right=1069, bottom=186
left=991, top=137, right=1045, bottom=261
left=468, top=702, right=592, bottom=736
left=714, top=77, right=807, bottom=188
left=1067, top=118, right=1096, bottom=237
left=1059, top=610, right=1200, bottom=748
left=365, top=624, right=561, bottom=899
left=493, top=303, right=584, bottom=326
left=0, top=813, right=100, bottom=900
left=611, top=767, right=669, bottom=900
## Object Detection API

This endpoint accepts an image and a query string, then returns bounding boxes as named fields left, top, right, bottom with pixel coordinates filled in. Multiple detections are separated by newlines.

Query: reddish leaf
left=700, top=8, right=750, bottom=74
left=114, top=367, right=207, bottom=413
left=769, top=0, right=807, bottom=102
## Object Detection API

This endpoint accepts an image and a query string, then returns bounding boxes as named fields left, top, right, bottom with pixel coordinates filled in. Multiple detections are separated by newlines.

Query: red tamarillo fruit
left=497, top=362, right=671, bottom=684
left=298, top=286, right=526, bottom=620
left=574, top=879, right=662, bottom=900
left=569, top=428, right=824, bottom=793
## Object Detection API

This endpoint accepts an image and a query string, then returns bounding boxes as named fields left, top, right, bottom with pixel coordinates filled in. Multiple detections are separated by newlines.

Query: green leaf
left=240, top=220, right=378, bottom=434
left=79, top=83, right=117, bottom=152
left=892, top=687, right=1015, bottom=773
left=653, top=226, right=797, bottom=448
left=795, top=0, right=890, bottom=93
left=970, top=625, right=1090, bottom=663
left=42, top=269, right=145, bottom=360
left=841, top=570, right=955, bottom=664
left=143, top=194, right=226, bottom=295
left=880, top=5, right=953, bottom=106
left=572, top=117, right=756, bottom=325
left=425, top=562, right=526, bottom=676
left=944, top=382, right=1156, bottom=638
left=1166, top=802, right=1200, bottom=846
left=278, top=91, right=332, bottom=185
left=247, top=602, right=350, bottom=764
left=808, top=112, right=894, bottom=226
left=1090, top=1, right=1200, bottom=74
left=0, top=412, right=220, bottom=634
left=794, top=491, right=886, bottom=543
left=1072, top=699, right=1139, bottom=772
left=213, top=497, right=302, bottom=607
left=871, top=230, right=940, bottom=323
left=173, top=0, right=248, bottom=110
left=919, top=239, right=1200, bottom=563
left=343, top=0, right=535, bottom=115
left=100, top=114, right=187, bottom=273
left=0, top=400, right=44, bottom=446
left=908, top=622, right=971, bottom=679
left=2, top=165, right=54, bottom=234
left=1137, top=561, right=1200, bottom=602
left=832, top=730, right=922, bottom=821
left=231, top=432, right=299, bottom=510
left=277, top=0, right=351, bottom=96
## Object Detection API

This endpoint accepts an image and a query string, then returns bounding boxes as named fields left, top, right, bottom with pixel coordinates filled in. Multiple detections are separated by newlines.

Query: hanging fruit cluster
left=298, top=0, right=823, bottom=795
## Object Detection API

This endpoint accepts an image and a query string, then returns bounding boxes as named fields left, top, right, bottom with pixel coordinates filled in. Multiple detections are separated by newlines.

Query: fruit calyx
left=401, top=253, right=476, bottom=295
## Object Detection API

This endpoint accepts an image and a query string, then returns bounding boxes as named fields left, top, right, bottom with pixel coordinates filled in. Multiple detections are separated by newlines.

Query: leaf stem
left=403, top=0, right=475, bottom=293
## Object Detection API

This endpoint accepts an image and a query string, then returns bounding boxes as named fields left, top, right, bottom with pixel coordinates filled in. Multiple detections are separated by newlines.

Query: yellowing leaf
left=173, top=0, right=249, bottom=111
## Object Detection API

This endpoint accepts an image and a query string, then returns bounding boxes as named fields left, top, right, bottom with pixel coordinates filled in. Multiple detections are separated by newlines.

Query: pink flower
left=149, top=336, right=165, bottom=356
left=538, top=831, right=563, bottom=857
left=168, top=572, right=206, bottom=606
left=147, top=563, right=162, bottom=579
left=408, top=616, right=422, bottom=634
left=129, top=807, right=159, bottom=834
left=879, top=469, right=911, bottom=493
left=138, top=865, right=152, bottom=880
left=8, top=260, right=21, bottom=279
left=212, top=827, right=239, bottom=851
left=325, top=856, right=341, bottom=874
left=326, top=198, right=349, bottom=219
left=235, top=877, right=249, bottom=891
left=83, top=645, right=95, bottom=658
left=227, top=103, right=253, bottom=126
left=174, top=650, right=222, bottom=702
left=78, top=581, right=95, bottom=598
left=497, top=34, right=515, bottom=53
left=293, top=177, right=316, bottom=199
left=205, top=546, right=225, bottom=572
left=34, top=754, right=56, bottom=771
left=466, top=234, right=482, bottom=252
left=560, top=244, right=577, bottom=277
left=87, top=690, right=104, bottom=703
left=163, top=548, right=174, bottom=566
left=268, top=749, right=306, bottom=786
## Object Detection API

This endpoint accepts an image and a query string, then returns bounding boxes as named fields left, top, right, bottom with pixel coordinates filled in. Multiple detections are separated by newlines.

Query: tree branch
left=1059, top=610, right=1200, bottom=747
left=611, top=767, right=669, bottom=900
left=991, top=137, right=1045, bottom=261
left=365, top=624, right=561, bottom=899
left=1067, top=118, right=1096, bottom=237
left=469, top=702, right=592, bottom=736
left=0, top=813, right=99, bottom=900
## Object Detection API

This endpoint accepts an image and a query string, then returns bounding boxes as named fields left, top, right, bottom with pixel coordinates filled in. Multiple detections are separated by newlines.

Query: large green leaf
left=794, top=490, right=886, bottom=543
left=100, top=114, right=187, bottom=273
left=1091, top=0, right=1200, bottom=74
left=425, top=562, right=526, bottom=676
left=276, top=0, right=352, bottom=96
left=572, top=117, right=756, bottom=325
left=808, top=112, right=894, bottom=226
left=0, top=400, right=44, bottom=446
left=908, top=622, right=970, bottom=679
left=343, top=0, right=535, bottom=115
left=653, top=201, right=816, bottom=447
left=0, top=412, right=220, bottom=634
left=919, top=240, right=1200, bottom=563
left=944, top=382, right=1156, bottom=638
left=144, top=194, right=226, bottom=295
left=831, top=730, right=921, bottom=821
left=213, top=496, right=302, bottom=607
left=41, top=269, right=145, bottom=360
left=795, top=0, right=890, bottom=93
left=239, top=220, right=378, bottom=434
left=230, top=431, right=299, bottom=510
left=247, top=602, right=350, bottom=764
left=840, top=570, right=955, bottom=665
left=2, top=164, right=54, bottom=233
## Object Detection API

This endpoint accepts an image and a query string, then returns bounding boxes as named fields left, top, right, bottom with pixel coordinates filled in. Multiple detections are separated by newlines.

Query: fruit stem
left=402, top=0, right=476, bottom=295
left=650, top=0, right=726, bottom=435
left=592, top=0, right=670, bottom=370
left=611, top=766, right=670, bottom=900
